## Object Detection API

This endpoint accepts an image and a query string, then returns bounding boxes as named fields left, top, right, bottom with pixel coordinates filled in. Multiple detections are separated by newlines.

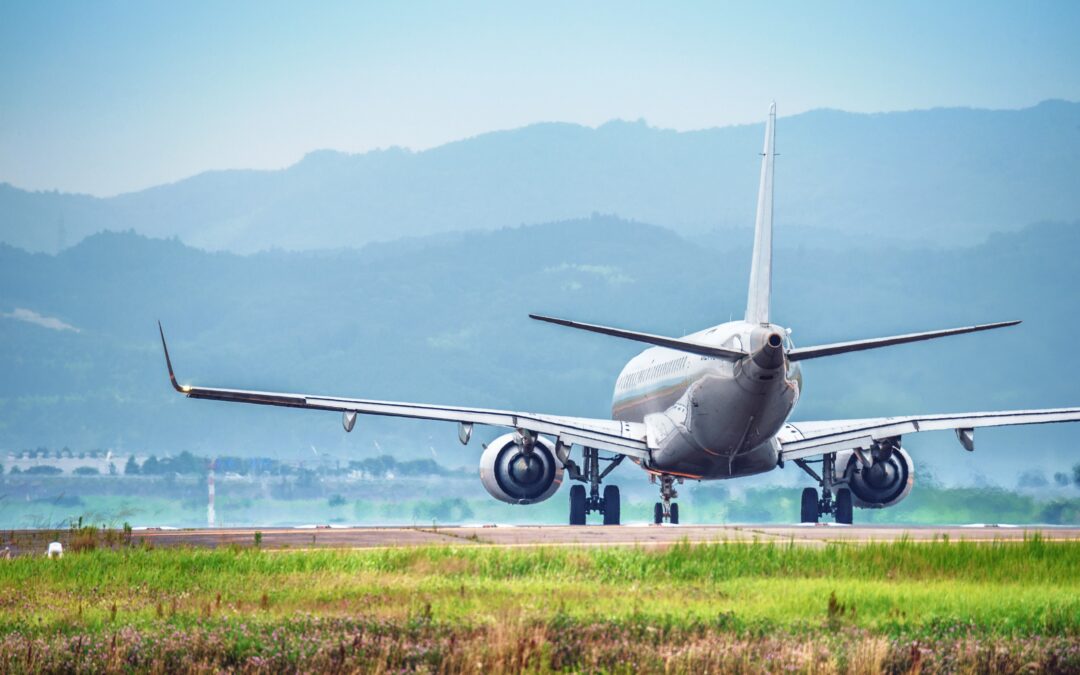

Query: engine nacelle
left=479, top=433, right=564, bottom=504
left=838, top=445, right=914, bottom=508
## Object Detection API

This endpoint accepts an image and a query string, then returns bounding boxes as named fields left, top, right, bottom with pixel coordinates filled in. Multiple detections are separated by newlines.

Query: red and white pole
left=207, top=458, right=216, bottom=528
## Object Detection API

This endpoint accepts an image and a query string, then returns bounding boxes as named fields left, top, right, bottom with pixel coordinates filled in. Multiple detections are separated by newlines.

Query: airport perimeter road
left=119, top=524, right=1080, bottom=550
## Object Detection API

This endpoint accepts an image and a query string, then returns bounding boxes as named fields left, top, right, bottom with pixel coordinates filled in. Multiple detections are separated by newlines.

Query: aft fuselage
left=611, top=320, right=802, bottom=479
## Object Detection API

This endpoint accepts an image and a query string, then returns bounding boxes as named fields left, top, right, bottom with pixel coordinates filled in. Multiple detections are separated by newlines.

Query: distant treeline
left=2, top=451, right=462, bottom=479
left=125, top=453, right=457, bottom=477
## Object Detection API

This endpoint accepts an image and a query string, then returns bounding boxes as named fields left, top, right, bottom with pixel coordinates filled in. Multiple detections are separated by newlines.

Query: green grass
left=2, top=537, right=1078, bottom=636
left=1, top=539, right=1078, bottom=671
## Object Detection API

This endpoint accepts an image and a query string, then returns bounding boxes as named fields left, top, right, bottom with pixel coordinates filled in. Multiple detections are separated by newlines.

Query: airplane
left=158, top=102, right=1080, bottom=525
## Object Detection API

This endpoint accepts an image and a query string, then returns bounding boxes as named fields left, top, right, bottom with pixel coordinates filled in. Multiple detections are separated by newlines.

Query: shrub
left=26, top=465, right=62, bottom=475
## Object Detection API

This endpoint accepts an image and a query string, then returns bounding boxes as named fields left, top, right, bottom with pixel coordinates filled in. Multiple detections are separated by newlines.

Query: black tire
left=569, top=484, right=587, bottom=525
left=602, top=485, right=621, bottom=525
left=669, top=503, right=679, bottom=525
left=801, top=487, right=819, bottom=523
left=835, top=488, right=853, bottom=525
left=653, top=502, right=664, bottom=525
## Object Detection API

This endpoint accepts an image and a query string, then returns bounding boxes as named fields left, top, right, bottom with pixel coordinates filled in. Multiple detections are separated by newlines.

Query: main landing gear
left=796, top=453, right=853, bottom=524
left=566, top=447, right=623, bottom=525
left=652, top=474, right=681, bottom=524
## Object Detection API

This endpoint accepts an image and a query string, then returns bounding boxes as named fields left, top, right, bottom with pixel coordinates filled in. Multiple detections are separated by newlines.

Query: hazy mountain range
left=1, top=216, right=1078, bottom=486
left=2, top=100, right=1078, bottom=254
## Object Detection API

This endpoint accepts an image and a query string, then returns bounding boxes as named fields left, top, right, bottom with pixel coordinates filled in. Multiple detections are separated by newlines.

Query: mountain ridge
left=2, top=100, right=1078, bottom=254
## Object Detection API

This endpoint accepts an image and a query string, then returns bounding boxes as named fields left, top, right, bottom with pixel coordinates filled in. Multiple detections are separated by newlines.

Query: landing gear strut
left=795, top=453, right=853, bottom=524
left=565, top=447, right=623, bottom=525
left=652, top=474, right=681, bottom=524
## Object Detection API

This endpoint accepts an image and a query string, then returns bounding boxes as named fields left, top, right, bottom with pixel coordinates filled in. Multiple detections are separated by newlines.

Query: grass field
left=1, top=537, right=1078, bottom=672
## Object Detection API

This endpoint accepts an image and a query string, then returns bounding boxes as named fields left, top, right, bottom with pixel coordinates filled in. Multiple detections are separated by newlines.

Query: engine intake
left=839, top=445, right=914, bottom=508
left=479, top=433, right=564, bottom=504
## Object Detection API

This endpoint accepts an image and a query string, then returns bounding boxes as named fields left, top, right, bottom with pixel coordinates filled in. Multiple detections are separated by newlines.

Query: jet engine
left=479, top=433, right=564, bottom=504
left=838, top=443, right=914, bottom=508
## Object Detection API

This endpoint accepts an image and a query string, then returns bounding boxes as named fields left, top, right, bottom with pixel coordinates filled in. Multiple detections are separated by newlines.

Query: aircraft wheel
left=653, top=502, right=664, bottom=525
left=602, top=485, right=620, bottom=525
left=569, top=485, right=586, bottom=525
left=669, top=503, right=679, bottom=525
left=835, top=488, right=853, bottom=524
left=801, top=487, right=819, bottom=523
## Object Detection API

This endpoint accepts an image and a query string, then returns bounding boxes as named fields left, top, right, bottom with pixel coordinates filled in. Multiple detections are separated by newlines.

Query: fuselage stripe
left=612, top=378, right=690, bottom=413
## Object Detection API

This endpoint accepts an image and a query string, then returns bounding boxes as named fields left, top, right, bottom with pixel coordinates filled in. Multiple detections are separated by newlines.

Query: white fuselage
left=611, top=320, right=802, bottom=479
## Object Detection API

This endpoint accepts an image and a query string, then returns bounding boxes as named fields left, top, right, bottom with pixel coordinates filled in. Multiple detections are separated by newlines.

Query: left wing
left=159, top=324, right=649, bottom=458
left=778, top=408, right=1080, bottom=461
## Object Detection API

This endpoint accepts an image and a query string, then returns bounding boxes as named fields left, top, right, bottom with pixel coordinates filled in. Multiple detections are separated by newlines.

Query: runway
left=124, top=524, right=1080, bottom=550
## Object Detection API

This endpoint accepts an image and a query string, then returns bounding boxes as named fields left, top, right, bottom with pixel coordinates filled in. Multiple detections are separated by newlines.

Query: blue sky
left=1, top=1, right=1078, bottom=196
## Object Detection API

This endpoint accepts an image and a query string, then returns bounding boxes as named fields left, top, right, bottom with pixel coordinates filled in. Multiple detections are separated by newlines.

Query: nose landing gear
left=652, top=474, right=681, bottom=524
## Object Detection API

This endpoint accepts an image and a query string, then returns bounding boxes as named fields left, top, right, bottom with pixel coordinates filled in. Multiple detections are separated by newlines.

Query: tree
left=108, top=462, right=117, bottom=476
left=124, top=455, right=140, bottom=475
left=73, top=466, right=100, bottom=476
left=142, top=455, right=160, bottom=475
left=173, top=451, right=203, bottom=475
left=1054, top=472, right=1070, bottom=487
left=1073, top=463, right=1080, bottom=489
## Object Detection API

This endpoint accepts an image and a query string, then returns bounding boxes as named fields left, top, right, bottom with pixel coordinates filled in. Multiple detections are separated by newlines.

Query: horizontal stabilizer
left=529, top=314, right=746, bottom=360
left=788, top=320, right=1021, bottom=362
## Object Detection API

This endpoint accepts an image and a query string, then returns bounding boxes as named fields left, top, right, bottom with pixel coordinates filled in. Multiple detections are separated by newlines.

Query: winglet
left=157, top=321, right=187, bottom=393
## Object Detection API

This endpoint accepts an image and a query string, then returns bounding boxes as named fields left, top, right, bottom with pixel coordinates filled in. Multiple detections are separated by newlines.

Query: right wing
left=778, top=408, right=1080, bottom=461
left=159, top=324, right=649, bottom=458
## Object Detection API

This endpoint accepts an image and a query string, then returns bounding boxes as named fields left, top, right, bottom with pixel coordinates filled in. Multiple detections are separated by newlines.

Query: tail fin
left=745, top=102, right=776, bottom=326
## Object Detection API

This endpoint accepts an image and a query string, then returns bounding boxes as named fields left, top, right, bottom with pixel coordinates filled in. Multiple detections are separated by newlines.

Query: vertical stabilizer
left=745, top=102, right=776, bottom=325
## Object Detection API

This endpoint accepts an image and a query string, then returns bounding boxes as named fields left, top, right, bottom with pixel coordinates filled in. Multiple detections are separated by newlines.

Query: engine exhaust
left=752, top=332, right=785, bottom=370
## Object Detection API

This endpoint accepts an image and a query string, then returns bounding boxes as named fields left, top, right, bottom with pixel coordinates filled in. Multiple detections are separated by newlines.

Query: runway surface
left=120, top=524, right=1080, bottom=550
